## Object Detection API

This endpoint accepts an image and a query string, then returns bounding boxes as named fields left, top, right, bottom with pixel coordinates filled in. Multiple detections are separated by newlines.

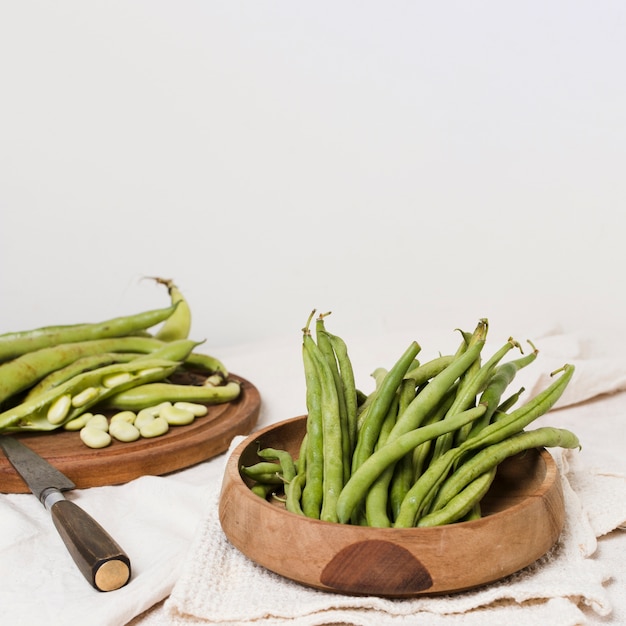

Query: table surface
left=2, top=327, right=625, bottom=626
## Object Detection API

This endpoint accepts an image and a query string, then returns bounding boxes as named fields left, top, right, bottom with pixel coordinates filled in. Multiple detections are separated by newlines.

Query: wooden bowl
left=218, top=415, right=565, bottom=597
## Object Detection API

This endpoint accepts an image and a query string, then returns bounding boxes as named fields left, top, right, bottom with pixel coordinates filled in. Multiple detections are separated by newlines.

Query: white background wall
left=1, top=2, right=625, bottom=356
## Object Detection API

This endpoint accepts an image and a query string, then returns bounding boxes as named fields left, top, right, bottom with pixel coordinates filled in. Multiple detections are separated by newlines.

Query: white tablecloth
left=2, top=322, right=626, bottom=626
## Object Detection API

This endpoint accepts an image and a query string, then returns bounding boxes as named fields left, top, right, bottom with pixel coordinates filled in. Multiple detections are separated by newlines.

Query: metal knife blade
left=0, top=436, right=131, bottom=592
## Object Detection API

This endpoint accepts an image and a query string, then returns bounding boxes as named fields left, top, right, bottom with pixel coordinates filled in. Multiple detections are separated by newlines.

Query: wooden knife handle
left=49, top=499, right=131, bottom=591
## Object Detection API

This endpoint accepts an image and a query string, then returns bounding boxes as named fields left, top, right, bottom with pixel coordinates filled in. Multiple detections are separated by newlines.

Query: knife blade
left=0, top=435, right=131, bottom=592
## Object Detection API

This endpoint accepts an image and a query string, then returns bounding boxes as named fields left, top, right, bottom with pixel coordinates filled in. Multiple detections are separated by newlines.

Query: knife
left=0, top=435, right=131, bottom=592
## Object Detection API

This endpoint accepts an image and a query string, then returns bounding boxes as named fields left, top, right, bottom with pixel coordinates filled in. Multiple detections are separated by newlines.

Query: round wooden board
left=0, top=373, right=260, bottom=493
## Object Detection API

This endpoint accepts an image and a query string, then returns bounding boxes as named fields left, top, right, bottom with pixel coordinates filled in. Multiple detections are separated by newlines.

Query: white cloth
left=134, top=440, right=626, bottom=626
left=2, top=325, right=626, bottom=626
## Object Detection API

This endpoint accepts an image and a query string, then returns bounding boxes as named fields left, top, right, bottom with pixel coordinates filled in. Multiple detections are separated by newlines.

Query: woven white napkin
left=153, top=324, right=626, bottom=626
left=156, top=440, right=626, bottom=626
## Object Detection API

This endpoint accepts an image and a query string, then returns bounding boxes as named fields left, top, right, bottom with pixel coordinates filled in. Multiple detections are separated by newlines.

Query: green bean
left=386, top=319, right=487, bottom=442
left=315, top=315, right=351, bottom=482
left=394, top=445, right=460, bottom=527
left=495, top=386, right=526, bottom=414
left=301, top=315, right=324, bottom=519
left=404, top=355, right=455, bottom=386
left=240, top=462, right=285, bottom=484
left=325, top=330, right=358, bottom=463
left=257, top=447, right=297, bottom=483
left=393, top=364, right=574, bottom=526
left=183, top=351, right=229, bottom=377
left=103, top=379, right=241, bottom=410
left=351, top=340, right=421, bottom=472
left=0, top=335, right=175, bottom=407
left=251, top=483, right=277, bottom=499
left=417, top=467, right=497, bottom=527
left=0, top=304, right=178, bottom=363
left=465, top=344, right=538, bottom=440
left=364, top=393, right=400, bottom=527
left=355, top=367, right=389, bottom=431
left=335, top=404, right=486, bottom=524
left=431, top=336, right=520, bottom=458
left=304, top=330, right=344, bottom=523
left=409, top=382, right=458, bottom=481
left=285, top=471, right=306, bottom=515
left=147, top=277, right=192, bottom=342
left=295, top=433, right=308, bottom=475
left=0, top=358, right=181, bottom=433
left=461, top=363, right=574, bottom=451
left=388, top=379, right=417, bottom=519
left=430, top=426, right=580, bottom=513
left=133, top=338, right=201, bottom=363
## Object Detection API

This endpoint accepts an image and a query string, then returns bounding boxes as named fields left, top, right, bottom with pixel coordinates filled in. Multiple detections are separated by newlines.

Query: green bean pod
left=386, top=319, right=487, bottom=443
left=364, top=393, right=401, bottom=527
left=315, top=316, right=351, bottom=483
left=240, top=462, right=285, bottom=484
left=464, top=344, right=538, bottom=440
left=461, top=364, right=575, bottom=452
left=325, top=330, right=358, bottom=465
left=430, top=426, right=580, bottom=513
left=431, top=337, right=520, bottom=459
left=351, top=340, right=421, bottom=472
left=257, top=447, right=297, bottom=483
left=0, top=336, right=176, bottom=406
left=183, top=352, right=229, bottom=377
left=393, top=364, right=575, bottom=527
left=417, top=467, right=497, bottom=527
left=0, top=358, right=181, bottom=433
left=304, top=331, right=344, bottom=523
left=285, top=472, right=306, bottom=516
left=0, top=304, right=179, bottom=363
left=335, top=404, right=486, bottom=524
left=251, top=483, right=277, bottom=499
left=404, top=355, right=455, bottom=386
left=301, top=326, right=324, bottom=519
left=149, top=277, right=193, bottom=342
left=388, top=379, right=418, bottom=519
left=103, top=380, right=241, bottom=410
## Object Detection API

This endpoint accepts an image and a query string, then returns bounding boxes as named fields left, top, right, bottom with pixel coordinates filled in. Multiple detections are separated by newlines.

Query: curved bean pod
left=404, top=355, right=455, bottom=386
left=0, top=304, right=178, bottom=363
left=393, top=364, right=574, bottom=527
left=431, top=336, right=520, bottom=459
left=461, top=364, right=575, bottom=452
left=351, top=340, right=421, bottom=472
left=464, top=343, right=538, bottom=440
left=149, top=277, right=193, bottom=342
left=386, top=319, right=487, bottom=443
left=430, top=426, right=580, bottom=513
left=417, top=467, right=497, bottom=527
left=0, top=336, right=174, bottom=406
left=103, top=380, right=241, bottom=410
left=335, top=404, right=486, bottom=524
left=257, top=447, right=297, bottom=483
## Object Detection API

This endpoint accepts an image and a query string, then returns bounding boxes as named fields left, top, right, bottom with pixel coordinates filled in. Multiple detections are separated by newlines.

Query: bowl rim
left=223, top=414, right=559, bottom=531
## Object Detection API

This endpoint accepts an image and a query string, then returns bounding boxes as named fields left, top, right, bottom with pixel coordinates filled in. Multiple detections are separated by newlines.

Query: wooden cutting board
left=0, top=373, right=260, bottom=493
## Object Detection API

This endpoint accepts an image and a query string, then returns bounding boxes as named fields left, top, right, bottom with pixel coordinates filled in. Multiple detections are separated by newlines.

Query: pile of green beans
left=0, top=278, right=241, bottom=446
left=241, top=311, right=580, bottom=528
